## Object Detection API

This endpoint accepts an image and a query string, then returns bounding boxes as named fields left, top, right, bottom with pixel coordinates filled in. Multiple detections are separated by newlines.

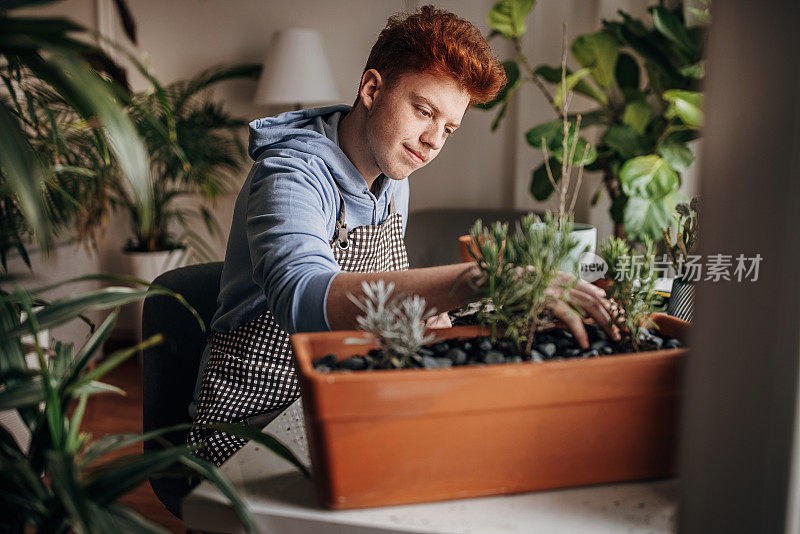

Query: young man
left=189, top=5, right=619, bottom=466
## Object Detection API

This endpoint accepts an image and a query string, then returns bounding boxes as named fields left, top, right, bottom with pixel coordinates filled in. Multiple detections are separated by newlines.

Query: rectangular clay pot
left=291, top=314, right=689, bottom=510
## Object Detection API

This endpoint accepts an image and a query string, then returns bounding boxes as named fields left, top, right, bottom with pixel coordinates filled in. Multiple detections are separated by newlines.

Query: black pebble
left=590, top=340, right=609, bottom=351
left=602, top=346, right=614, bottom=355
left=664, top=338, right=684, bottom=349
left=315, top=364, right=332, bottom=373
left=460, top=341, right=474, bottom=353
left=482, top=351, right=505, bottom=364
left=529, top=349, right=544, bottom=363
left=536, top=342, right=557, bottom=358
left=508, top=355, right=523, bottom=363
left=422, top=355, right=439, bottom=368
left=564, top=348, right=581, bottom=358
left=477, top=337, right=493, bottom=353
left=417, top=347, right=435, bottom=358
left=585, top=323, right=608, bottom=342
left=444, top=348, right=467, bottom=365
left=432, top=341, right=450, bottom=355
left=313, top=353, right=337, bottom=368
left=435, top=357, right=453, bottom=368
left=338, top=356, right=367, bottom=370
left=581, top=349, right=600, bottom=358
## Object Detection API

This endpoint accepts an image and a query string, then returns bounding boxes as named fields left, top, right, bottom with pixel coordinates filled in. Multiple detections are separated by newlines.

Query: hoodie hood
left=247, top=105, right=376, bottom=197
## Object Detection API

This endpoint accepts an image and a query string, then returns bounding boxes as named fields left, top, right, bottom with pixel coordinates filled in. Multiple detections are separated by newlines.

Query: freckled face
left=364, top=71, right=470, bottom=180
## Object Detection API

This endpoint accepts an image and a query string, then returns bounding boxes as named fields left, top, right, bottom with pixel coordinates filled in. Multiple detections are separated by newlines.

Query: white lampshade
left=254, top=28, right=340, bottom=107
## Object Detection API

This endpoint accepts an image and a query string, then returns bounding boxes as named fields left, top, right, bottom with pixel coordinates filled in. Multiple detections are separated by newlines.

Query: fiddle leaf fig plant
left=482, top=0, right=709, bottom=242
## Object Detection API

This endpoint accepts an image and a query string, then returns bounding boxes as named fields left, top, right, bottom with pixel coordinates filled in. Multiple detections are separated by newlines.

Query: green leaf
left=619, top=155, right=680, bottom=200
left=623, top=192, right=683, bottom=242
left=0, top=102, right=50, bottom=252
left=475, top=61, right=520, bottom=110
left=60, top=311, right=118, bottom=393
left=491, top=101, right=509, bottom=131
left=622, top=100, right=652, bottom=134
left=571, top=31, right=619, bottom=88
left=553, top=67, right=592, bottom=109
left=486, top=0, right=536, bottom=39
left=615, top=52, right=639, bottom=89
left=176, top=453, right=258, bottom=534
left=657, top=141, right=694, bottom=171
left=530, top=157, right=561, bottom=201
left=601, top=124, right=649, bottom=159
left=80, top=423, right=193, bottom=467
left=0, top=379, right=45, bottom=409
left=525, top=120, right=562, bottom=149
left=69, top=334, right=162, bottom=393
left=5, top=286, right=174, bottom=339
left=533, top=65, right=607, bottom=104
left=651, top=6, right=696, bottom=56
left=84, top=448, right=190, bottom=505
left=107, top=503, right=170, bottom=534
left=552, top=130, right=597, bottom=166
left=663, top=89, right=703, bottom=128
left=679, top=61, right=705, bottom=79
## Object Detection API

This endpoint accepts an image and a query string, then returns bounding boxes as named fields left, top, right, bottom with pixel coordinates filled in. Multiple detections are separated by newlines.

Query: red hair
left=357, top=5, right=506, bottom=106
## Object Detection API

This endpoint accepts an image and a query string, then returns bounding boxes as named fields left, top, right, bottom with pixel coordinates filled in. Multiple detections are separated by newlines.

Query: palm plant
left=0, top=277, right=309, bottom=533
left=119, top=64, right=261, bottom=260
left=0, top=0, right=153, bottom=269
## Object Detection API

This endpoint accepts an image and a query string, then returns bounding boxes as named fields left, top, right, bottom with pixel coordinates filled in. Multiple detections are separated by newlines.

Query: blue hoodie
left=209, top=104, right=409, bottom=336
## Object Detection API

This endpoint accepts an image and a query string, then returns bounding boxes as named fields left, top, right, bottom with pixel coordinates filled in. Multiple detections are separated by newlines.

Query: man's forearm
left=326, top=263, right=480, bottom=330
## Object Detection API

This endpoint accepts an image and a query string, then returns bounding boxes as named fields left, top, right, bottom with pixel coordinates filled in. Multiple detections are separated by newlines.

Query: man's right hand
left=545, top=272, right=621, bottom=349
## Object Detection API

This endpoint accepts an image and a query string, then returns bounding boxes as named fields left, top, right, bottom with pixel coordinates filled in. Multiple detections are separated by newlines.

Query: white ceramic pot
left=125, top=249, right=184, bottom=343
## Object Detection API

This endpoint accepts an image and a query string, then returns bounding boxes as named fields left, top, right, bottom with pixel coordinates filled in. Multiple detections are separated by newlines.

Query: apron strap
left=334, top=186, right=349, bottom=250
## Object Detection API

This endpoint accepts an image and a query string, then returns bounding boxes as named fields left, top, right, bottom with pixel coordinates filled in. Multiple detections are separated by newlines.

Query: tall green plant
left=481, top=0, right=709, bottom=242
left=0, top=277, right=309, bottom=533
left=598, top=236, right=662, bottom=349
left=120, top=64, right=260, bottom=258
left=0, top=1, right=153, bottom=267
left=468, top=212, right=578, bottom=353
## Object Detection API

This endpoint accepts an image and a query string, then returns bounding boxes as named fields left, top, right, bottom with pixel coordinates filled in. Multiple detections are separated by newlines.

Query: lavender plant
left=349, top=281, right=436, bottom=369
left=599, top=236, right=663, bottom=350
left=468, top=212, right=579, bottom=353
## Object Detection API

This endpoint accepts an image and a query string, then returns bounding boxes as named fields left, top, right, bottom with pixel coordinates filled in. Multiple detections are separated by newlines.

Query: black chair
left=142, top=261, right=223, bottom=518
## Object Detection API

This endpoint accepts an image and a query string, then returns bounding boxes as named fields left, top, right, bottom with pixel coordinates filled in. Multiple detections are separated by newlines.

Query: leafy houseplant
left=0, top=279, right=309, bottom=533
left=480, top=0, right=709, bottom=242
left=0, top=1, right=154, bottom=271
left=120, top=64, right=260, bottom=261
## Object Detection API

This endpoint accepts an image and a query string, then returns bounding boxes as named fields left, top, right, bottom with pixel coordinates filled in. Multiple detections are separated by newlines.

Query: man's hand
left=425, top=311, right=452, bottom=329
left=545, top=272, right=621, bottom=349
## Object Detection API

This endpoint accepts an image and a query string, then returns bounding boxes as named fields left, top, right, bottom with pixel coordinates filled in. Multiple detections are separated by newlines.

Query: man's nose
left=420, top=124, right=445, bottom=151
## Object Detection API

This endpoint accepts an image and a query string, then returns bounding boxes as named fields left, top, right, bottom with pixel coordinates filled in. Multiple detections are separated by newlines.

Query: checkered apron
left=189, top=189, right=408, bottom=465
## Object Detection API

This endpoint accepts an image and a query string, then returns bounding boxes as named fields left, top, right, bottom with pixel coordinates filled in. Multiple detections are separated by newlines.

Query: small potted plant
left=291, top=213, right=689, bottom=510
left=660, top=197, right=699, bottom=321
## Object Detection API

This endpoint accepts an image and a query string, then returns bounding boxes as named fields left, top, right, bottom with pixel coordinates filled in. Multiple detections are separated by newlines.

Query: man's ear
left=358, top=69, right=382, bottom=112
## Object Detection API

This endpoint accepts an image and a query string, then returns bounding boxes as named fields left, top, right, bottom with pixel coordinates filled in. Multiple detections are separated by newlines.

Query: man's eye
left=444, top=128, right=453, bottom=136
left=417, top=107, right=431, bottom=118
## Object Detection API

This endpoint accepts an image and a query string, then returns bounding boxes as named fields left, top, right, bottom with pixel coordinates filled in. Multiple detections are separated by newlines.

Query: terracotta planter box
left=291, top=314, right=689, bottom=510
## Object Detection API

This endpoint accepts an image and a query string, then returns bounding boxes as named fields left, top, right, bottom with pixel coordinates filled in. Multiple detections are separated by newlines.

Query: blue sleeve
left=245, top=154, right=340, bottom=334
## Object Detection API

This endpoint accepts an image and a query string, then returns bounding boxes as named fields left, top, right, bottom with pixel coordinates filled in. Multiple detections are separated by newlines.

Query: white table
left=183, top=400, right=679, bottom=534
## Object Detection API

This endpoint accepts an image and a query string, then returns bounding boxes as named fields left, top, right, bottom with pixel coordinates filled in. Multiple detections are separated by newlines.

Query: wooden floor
left=81, top=355, right=185, bottom=533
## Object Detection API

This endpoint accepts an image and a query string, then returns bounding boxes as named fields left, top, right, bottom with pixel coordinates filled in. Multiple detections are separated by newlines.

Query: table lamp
left=254, top=28, right=341, bottom=110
